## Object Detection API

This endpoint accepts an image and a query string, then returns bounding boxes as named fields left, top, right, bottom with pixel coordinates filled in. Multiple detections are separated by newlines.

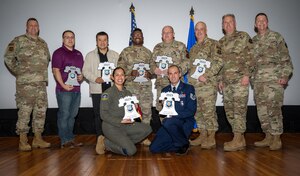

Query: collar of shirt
left=62, top=45, right=75, bottom=52
left=171, top=81, right=180, bottom=91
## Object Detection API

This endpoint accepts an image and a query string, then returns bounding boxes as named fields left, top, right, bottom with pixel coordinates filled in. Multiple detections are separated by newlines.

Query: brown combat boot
left=201, top=130, right=216, bottom=149
left=95, top=135, right=105, bottom=155
left=190, top=130, right=207, bottom=146
left=254, top=133, right=272, bottom=147
left=224, top=132, right=246, bottom=152
left=19, top=133, right=31, bottom=151
left=269, top=135, right=282, bottom=150
left=32, top=132, right=51, bottom=148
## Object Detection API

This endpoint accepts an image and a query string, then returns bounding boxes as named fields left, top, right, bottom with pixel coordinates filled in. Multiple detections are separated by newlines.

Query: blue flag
left=129, top=3, right=137, bottom=46
left=184, top=7, right=196, bottom=83
left=187, top=15, right=196, bottom=52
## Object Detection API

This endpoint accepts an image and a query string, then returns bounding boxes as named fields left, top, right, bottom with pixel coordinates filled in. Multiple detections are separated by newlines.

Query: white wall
left=1, top=0, right=299, bottom=108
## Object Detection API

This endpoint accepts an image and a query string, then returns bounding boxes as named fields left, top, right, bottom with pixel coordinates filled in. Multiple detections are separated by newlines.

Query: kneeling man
left=150, top=65, right=197, bottom=155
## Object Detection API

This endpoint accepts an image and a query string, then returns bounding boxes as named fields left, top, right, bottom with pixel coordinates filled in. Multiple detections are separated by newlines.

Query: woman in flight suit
left=97, top=67, right=152, bottom=156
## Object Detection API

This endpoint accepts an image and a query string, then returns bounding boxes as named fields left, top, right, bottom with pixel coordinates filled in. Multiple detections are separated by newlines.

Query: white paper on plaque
left=133, top=63, right=150, bottom=83
left=159, top=92, right=180, bottom=118
left=191, top=59, right=211, bottom=80
left=64, top=66, right=81, bottom=86
left=155, top=56, right=173, bottom=77
left=118, top=96, right=140, bottom=122
left=98, top=62, right=115, bottom=84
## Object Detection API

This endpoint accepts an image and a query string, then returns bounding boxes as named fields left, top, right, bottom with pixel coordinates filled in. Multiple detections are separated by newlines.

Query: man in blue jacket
left=150, top=65, right=197, bottom=155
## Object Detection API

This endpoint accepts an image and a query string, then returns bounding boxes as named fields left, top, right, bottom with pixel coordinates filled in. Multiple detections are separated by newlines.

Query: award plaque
left=159, top=92, right=180, bottom=118
left=118, top=96, right=140, bottom=122
left=133, top=63, right=150, bottom=83
left=191, top=59, right=211, bottom=79
left=155, top=56, right=173, bottom=77
left=98, top=62, right=115, bottom=84
left=64, top=66, right=81, bottom=86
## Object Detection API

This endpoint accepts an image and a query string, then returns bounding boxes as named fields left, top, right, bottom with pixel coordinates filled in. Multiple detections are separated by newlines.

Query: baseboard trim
left=0, top=106, right=299, bottom=136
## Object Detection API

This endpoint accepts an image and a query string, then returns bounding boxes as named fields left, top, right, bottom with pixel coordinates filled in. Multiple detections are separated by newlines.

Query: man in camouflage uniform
left=151, top=26, right=189, bottom=111
left=4, top=18, right=51, bottom=151
left=188, top=22, right=223, bottom=149
left=252, top=13, right=293, bottom=150
left=218, top=14, right=254, bottom=151
left=118, top=28, right=153, bottom=145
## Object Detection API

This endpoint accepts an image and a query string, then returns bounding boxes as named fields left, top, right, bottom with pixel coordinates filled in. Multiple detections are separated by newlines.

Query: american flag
left=129, top=3, right=137, bottom=46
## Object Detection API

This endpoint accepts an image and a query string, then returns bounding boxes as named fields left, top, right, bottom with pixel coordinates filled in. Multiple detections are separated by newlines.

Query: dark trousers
left=151, top=107, right=161, bottom=133
left=92, top=94, right=103, bottom=136
left=149, top=117, right=193, bottom=153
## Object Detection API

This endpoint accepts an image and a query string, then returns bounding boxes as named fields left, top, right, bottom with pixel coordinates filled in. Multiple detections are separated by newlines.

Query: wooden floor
left=0, top=133, right=300, bottom=176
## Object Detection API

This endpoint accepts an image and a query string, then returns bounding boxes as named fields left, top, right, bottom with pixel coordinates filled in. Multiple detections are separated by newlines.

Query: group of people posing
left=4, top=12, right=293, bottom=156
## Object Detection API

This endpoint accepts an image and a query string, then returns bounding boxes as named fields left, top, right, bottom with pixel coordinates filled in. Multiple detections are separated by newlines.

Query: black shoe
left=176, top=144, right=189, bottom=155
left=70, top=141, right=83, bottom=147
left=61, top=141, right=75, bottom=149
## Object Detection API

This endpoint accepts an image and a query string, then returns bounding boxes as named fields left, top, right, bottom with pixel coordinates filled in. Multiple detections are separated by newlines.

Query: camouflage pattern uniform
left=219, top=31, right=254, bottom=133
left=189, top=37, right=223, bottom=131
left=151, top=40, right=189, bottom=109
left=4, top=34, right=50, bottom=134
left=118, top=46, right=153, bottom=124
left=252, top=29, right=293, bottom=135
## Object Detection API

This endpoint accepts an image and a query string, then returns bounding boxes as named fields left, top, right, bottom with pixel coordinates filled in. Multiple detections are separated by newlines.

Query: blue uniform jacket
left=149, top=81, right=197, bottom=153
left=162, top=81, right=197, bottom=120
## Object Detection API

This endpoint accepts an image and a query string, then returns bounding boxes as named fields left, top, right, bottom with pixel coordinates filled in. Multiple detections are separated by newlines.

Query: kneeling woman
left=97, top=67, right=152, bottom=156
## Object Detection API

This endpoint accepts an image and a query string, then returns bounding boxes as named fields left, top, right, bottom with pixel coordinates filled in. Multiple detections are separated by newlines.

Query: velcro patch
left=101, top=93, right=109, bottom=100
left=8, top=43, right=15, bottom=52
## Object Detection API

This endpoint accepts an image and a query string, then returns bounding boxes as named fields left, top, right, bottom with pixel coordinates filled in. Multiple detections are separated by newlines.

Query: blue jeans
left=56, top=91, right=81, bottom=145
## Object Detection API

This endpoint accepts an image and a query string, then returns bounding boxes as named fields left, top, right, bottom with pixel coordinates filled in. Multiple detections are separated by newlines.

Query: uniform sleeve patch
left=285, top=42, right=288, bottom=48
left=101, top=93, right=109, bottom=101
left=190, top=93, right=196, bottom=100
left=8, top=43, right=15, bottom=52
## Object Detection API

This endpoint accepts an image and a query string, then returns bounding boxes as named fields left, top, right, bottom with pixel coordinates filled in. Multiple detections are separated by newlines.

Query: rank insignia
left=190, top=93, right=196, bottom=100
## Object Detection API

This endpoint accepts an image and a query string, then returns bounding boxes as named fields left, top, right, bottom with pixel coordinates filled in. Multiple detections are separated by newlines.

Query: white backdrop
left=1, top=0, right=299, bottom=108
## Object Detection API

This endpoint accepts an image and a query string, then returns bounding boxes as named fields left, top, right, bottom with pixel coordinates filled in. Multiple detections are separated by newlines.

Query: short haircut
left=255, top=12, right=268, bottom=22
left=131, top=28, right=143, bottom=37
left=96, top=31, right=109, bottom=41
left=62, top=30, right=75, bottom=38
left=222, top=14, right=236, bottom=23
left=162, top=25, right=174, bottom=33
left=26, top=18, right=39, bottom=25
left=168, top=64, right=181, bottom=74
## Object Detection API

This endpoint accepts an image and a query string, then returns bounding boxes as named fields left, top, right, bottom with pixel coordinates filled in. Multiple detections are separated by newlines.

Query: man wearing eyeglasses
left=52, top=30, right=84, bottom=149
